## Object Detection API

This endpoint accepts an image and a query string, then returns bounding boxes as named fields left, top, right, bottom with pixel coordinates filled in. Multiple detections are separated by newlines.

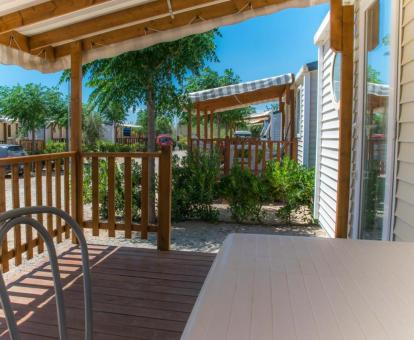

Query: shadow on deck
left=0, top=245, right=215, bottom=339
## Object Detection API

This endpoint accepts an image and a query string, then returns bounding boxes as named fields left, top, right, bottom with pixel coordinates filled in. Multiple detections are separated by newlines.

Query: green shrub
left=220, top=165, right=266, bottom=223
left=44, top=140, right=66, bottom=153
left=264, top=157, right=314, bottom=222
left=172, top=150, right=220, bottom=222
left=83, top=159, right=144, bottom=222
left=83, top=140, right=146, bottom=152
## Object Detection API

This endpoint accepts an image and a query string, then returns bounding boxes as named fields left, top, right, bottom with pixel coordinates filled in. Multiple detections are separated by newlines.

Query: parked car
left=0, top=144, right=27, bottom=173
left=234, top=130, right=252, bottom=138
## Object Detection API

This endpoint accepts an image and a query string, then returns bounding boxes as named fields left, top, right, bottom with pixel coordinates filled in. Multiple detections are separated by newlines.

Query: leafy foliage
left=136, top=110, right=173, bottom=135
left=220, top=165, right=266, bottom=223
left=44, top=140, right=66, bottom=154
left=84, top=140, right=146, bottom=153
left=82, top=109, right=104, bottom=148
left=264, top=157, right=315, bottom=222
left=172, top=150, right=220, bottom=222
left=83, top=160, right=144, bottom=222
left=0, top=84, right=68, bottom=140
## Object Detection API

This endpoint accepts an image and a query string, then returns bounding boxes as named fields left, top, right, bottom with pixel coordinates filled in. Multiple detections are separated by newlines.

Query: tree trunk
left=146, top=84, right=156, bottom=224
left=31, top=129, right=36, bottom=153
left=114, top=123, right=117, bottom=143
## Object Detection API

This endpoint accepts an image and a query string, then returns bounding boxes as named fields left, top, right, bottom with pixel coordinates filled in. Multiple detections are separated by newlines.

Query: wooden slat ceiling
left=0, top=0, right=326, bottom=71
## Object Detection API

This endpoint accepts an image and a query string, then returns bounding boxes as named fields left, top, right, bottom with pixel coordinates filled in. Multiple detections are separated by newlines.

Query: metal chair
left=0, top=207, right=93, bottom=340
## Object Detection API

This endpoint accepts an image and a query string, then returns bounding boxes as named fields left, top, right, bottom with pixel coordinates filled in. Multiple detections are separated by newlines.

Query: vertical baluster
left=141, top=157, right=149, bottom=240
left=248, top=140, right=252, bottom=172
left=254, top=141, right=259, bottom=176
left=35, top=161, right=44, bottom=253
left=64, top=158, right=70, bottom=239
left=269, top=141, right=274, bottom=161
left=46, top=160, right=53, bottom=236
left=0, top=166, right=8, bottom=272
left=262, top=141, right=267, bottom=173
left=124, top=157, right=132, bottom=239
left=55, top=158, right=62, bottom=243
left=24, top=163, right=34, bottom=259
left=277, top=142, right=281, bottom=161
left=91, top=156, right=99, bottom=236
left=12, top=165, right=21, bottom=266
left=241, top=140, right=245, bottom=170
left=107, top=157, right=115, bottom=238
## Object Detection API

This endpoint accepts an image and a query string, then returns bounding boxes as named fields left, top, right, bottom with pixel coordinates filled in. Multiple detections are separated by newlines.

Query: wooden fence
left=19, top=139, right=45, bottom=152
left=0, top=147, right=172, bottom=272
left=116, top=137, right=148, bottom=147
left=191, top=137, right=297, bottom=175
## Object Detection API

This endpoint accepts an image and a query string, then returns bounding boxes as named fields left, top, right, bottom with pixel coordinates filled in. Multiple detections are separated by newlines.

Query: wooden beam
left=330, top=0, right=343, bottom=52
left=52, top=0, right=287, bottom=58
left=70, top=41, right=83, bottom=232
left=0, top=0, right=111, bottom=34
left=335, top=5, right=354, bottom=239
left=0, top=30, right=29, bottom=52
left=29, top=0, right=214, bottom=50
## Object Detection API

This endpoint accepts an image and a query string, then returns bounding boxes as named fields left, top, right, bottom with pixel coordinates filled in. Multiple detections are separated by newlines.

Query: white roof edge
left=314, top=12, right=330, bottom=45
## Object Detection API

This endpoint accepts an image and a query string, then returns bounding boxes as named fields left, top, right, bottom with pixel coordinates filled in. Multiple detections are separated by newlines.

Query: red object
left=156, top=134, right=173, bottom=146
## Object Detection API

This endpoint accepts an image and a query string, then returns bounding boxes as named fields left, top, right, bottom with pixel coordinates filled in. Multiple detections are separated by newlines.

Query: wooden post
left=204, top=110, right=208, bottom=140
left=224, top=136, right=230, bottom=175
left=158, top=145, right=172, bottom=251
left=70, top=41, right=83, bottom=241
left=196, top=107, right=201, bottom=139
left=187, top=109, right=192, bottom=150
left=335, top=4, right=354, bottom=239
left=279, top=96, right=285, bottom=140
left=287, top=89, right=295, bottom=158
left=210, top=111, right=214, bottom=141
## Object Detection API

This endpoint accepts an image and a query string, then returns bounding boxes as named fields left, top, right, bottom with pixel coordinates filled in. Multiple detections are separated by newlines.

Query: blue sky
left=0, top=3, right=329, bottom=123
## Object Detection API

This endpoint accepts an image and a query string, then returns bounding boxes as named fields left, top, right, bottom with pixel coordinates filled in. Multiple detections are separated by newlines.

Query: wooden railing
left=191, top=137, right=297, bottom=175
left=80, top=146, right=172, bottom=250
left=0, top=147, right=172, bottom=272
left=0, top=152, right=75, bottom=272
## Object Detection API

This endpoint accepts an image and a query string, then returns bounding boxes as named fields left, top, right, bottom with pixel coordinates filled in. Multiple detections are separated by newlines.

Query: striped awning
left=189, top=73, right=294, bottom=103
left=368, top=83, right=389, bottom=97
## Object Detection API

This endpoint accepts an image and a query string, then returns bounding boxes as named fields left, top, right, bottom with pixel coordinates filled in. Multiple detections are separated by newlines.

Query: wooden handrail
left=0, top=151, right=76, bottom=166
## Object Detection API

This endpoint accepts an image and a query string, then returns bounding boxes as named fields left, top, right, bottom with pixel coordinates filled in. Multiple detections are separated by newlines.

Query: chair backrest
left=0, top=206, right=93, bottom=340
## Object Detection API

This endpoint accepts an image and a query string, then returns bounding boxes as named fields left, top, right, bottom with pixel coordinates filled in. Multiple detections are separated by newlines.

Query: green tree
left=136, top=110, right=173, bottom=135
left=0, top=84, right=67, bottom=150
left=102, top=101, right=127, bottom=140
left=72, top=31, right=219, bottom=221
left=185, top=67, right=254, bottom=136
left=82, top=106, right=104, bottom=148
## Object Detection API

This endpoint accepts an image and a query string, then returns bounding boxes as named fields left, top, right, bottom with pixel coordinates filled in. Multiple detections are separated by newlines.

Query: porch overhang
left=0, top=0, right=326, bottom=73
left=189, top=73, right=294, bottom=113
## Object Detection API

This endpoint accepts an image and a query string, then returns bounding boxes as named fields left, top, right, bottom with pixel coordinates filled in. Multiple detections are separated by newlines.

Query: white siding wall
left=295, top=70, right=318, bottom=168
left=315, top=41, right=339, bottom=238
left=296, top=85, right=305, bottom=164
left=394, top=0, right=414, bottom=241
left=308, top=70, right=318, bottom=168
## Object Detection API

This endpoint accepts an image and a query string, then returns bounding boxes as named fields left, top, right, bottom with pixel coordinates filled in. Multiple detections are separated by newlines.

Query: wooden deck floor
left=0, top=245, right=215, bottom=340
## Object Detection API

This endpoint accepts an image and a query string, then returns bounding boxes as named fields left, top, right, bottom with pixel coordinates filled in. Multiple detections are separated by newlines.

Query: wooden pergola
left=187, top=73, right=295, bottom=142
left=0, top=0, right=354, bottom=240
